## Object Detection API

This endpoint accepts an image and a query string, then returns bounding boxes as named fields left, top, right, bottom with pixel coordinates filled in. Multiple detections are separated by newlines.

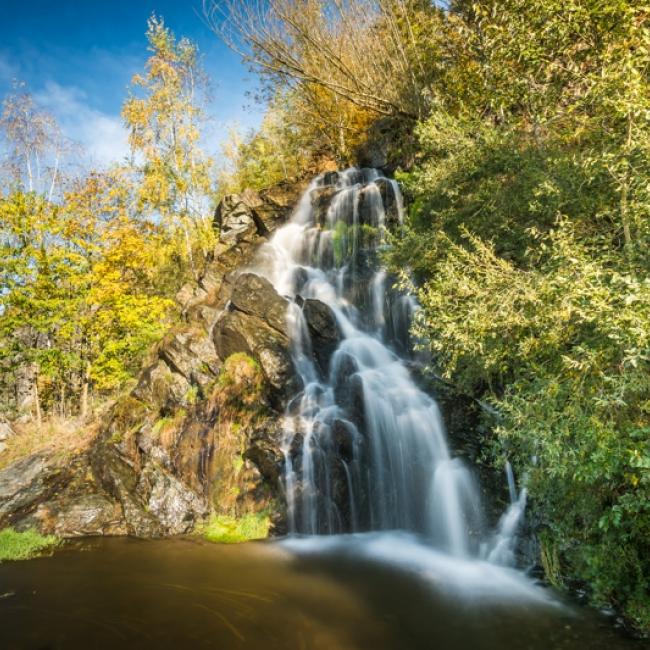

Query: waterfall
left=256, top=168, right=522, bottom=562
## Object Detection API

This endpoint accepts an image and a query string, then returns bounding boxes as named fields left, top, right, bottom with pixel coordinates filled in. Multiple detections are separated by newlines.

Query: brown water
left=0, top=535, right=641, bottom=650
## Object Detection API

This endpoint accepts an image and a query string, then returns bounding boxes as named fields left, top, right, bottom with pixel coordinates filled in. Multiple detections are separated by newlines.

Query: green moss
left=212, top=353, right=266, bottom=409
left=184, top=385, right=199, bottom=404
left=332, top=220, right=349, bottom=266
left=201, top=513, right=270, bottom=544
left=218, top=353, right=261, bottom=385
left=0, top=528, right=60, bottom=562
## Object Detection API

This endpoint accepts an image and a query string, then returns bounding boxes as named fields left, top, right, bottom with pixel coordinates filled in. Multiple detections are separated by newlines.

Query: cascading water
left=256, top=168, right=521, bottom=562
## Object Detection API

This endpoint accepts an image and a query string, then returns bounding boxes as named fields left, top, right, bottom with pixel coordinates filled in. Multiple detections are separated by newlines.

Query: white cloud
left=34, top=81, right=129, bottom=168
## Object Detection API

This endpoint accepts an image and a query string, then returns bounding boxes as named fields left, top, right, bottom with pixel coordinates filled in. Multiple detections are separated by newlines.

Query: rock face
left=0, top=182, right=304, bottom=539
left=214, top=192, right=268, bottom=242
left=0, top=419, right=15, bottom=454
left=214, top=273, right=297, bottom=400
left=0, top=450, right=127, bottom=537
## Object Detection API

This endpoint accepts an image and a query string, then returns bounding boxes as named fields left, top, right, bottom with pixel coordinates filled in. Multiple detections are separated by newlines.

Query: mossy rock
left=200, top=512, right=270, bottom=544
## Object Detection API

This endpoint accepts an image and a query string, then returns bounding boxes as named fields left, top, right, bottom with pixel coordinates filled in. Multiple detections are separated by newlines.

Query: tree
left=122, top=15, right=215, bottom=278
left=0, top=83, right=71, bottom=200
left=208, top=0, right=449, bottom=118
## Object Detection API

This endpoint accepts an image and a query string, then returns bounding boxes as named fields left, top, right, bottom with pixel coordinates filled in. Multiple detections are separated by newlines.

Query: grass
left=0, top=528, right=60, bottom=562
left=201, top=513, right=271, bottom=544
left=0, top=415, right=99, bottom=471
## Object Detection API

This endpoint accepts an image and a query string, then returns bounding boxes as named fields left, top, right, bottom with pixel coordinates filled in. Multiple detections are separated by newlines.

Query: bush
left=389, top=109, right=650, bottom=630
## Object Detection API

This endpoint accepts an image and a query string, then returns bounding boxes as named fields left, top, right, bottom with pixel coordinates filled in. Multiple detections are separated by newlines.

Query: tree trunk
left=81, top=362, right=90, bottom=419
left=34, top=380, right=42, bottom=430
left=60, top=382, right=66, bottom=419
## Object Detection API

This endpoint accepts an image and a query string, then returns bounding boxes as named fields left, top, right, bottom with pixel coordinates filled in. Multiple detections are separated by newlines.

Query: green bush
left=388, top=101, right=649, bottom=630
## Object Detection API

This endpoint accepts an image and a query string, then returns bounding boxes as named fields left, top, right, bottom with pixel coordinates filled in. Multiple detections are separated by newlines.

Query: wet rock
left=302, top=299, right=341, bottom=375
left=374, top=178, right=401, bottom=227
left=331, top=352, right=359, bottom=400
left=311, top=186, right=338, bottom=226
left=290, top=267, right=310, bottom=295
left=331, top=419, right=356, bottom=462
left=245, top=419, right=285, bottom=487
left=322, top=171, right=340, bottom=186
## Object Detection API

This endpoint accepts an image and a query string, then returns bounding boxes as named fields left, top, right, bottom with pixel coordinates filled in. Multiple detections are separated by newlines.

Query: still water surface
left=0, top=534, right=640, bottom=650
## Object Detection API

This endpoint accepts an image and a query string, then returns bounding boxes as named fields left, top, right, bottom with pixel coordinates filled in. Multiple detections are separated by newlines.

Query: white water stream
left=255, top=168, right=531, bottom=585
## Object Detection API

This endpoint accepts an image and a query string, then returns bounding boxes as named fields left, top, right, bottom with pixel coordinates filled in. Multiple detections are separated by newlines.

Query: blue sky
left=0, top=0, right=264, bottom=167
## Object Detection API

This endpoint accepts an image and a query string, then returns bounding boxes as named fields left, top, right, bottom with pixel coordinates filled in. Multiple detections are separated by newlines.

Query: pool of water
left=0, top=533, right=640, bottom=650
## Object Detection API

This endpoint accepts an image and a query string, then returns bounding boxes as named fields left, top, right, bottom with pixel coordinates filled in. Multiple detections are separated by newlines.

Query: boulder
left=322, top=171, right=340, bottom=186
left=245, top=421, right=284, bottom=487
left=331, top=351, right=365, bottom=430
left=302, top=299, right=341, bottom=375
left=0, top=453, right=59, bottom=523
left=213, top=272, right=297, bottom=399
left=90, top=443, right=163, bottom=537
left=0, top=450, right=129, bottom=537
left=175, top=282, right=208, bottom=311
left=214, top=310, right=295, bottom=398
left=45, top=495, right=125, bottom=537
left=133, top=361, right=191, bottom=414
left=158, top=327, right=220, bottom=389
left=214, top=194, right=266, bottom=243
left=214, top=193, right=269, bottom=243
left=229, top=273, right=287, bottom=333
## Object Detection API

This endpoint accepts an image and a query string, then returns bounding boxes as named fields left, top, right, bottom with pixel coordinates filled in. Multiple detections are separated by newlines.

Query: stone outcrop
left=0, top=419, right=15, bottom=454
left=214, top=273, right=297, bottom=401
